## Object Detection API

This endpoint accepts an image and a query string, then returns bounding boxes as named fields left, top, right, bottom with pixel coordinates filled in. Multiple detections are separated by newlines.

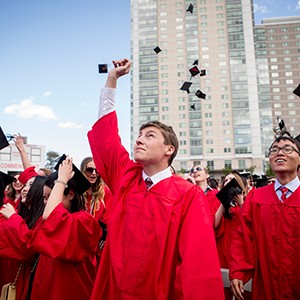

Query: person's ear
left=68, top=190, right=75, bottom=201
left=166, top=145, right=175, bottom=156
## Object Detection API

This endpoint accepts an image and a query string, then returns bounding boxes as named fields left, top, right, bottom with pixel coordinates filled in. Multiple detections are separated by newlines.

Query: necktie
left=145, top=177, right=153, bottom=189
left=280, top=186, right=289, bottom=202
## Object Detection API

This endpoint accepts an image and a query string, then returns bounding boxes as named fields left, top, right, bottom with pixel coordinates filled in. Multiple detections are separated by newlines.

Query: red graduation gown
left=28, top=203, right=101, bottom=300
left=229, top=184, right=300, bottom=299
left=88, top=112, right=224, bottom=300
left=0, top=213, right=39, bottom=300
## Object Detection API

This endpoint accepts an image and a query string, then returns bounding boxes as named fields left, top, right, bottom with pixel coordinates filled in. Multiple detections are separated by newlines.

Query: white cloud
left=43, top=91, right=52, bottom=97
left=296, top=0, right=300, bottom=10
left=58, top=121, right=84, bottom=129
left=4, top=97, right=57, bottom=121
left=253, top=3, right=269, bottom=14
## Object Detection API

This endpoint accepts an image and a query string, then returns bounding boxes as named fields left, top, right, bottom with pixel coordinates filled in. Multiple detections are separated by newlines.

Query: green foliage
left=45, top=151, right=60, bottom=170
left=222, top=166, right=233, bottom=175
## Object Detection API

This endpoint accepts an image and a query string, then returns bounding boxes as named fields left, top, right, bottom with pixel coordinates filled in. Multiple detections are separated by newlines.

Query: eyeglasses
left=86, top=167, right=98, bottom=174
left=269, top=145, right=300, bottom=156
left=190, top=166, right=204, bottom=173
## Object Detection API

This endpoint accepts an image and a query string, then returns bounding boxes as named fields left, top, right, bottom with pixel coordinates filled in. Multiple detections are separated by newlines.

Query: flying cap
left=189, top=66, right=200, bottom=77
left=191, top=104, right=196, bottom=110
left=216, top=177, right=243, bottom=210
left=200, top=69, right=206, bottom=76
left=54, top=154, right=91, bottom=195
left=193, top=59, right=198, bottom=66
left=195, top=89, right=206, bottom=99
left=153, top=46, right=161, bottom=54
left=186, top=3, right=193, bottom=13
left=19, top=166, right=38, bottom=185
left=180, top=81, right=192, bottom=94
left=0, top=127, right=10, bottom=151
left=293, top=84, right=300, bottom=97
left=98, top=64, right=108, bottom=74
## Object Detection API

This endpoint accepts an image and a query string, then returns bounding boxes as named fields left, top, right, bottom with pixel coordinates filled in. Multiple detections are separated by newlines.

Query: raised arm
left=105, top=59, right=131, bottom=88
left=42, top=157, right=74, bottom=220
left=14, top=133, right=31, bottom=170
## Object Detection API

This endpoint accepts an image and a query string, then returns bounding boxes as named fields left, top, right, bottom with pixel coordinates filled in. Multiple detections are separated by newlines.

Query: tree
left=45, top=151, right=60, bottom=170
left=265, top=163, right=275, bottom=178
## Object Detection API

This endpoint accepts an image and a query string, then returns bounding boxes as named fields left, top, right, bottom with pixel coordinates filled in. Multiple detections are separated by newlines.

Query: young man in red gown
left=230, top=135, right=300, bottom=299
left=88, top=58, right=224, bottom=300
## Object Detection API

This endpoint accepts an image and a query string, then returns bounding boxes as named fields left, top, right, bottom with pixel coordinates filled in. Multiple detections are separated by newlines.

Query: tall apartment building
left=255, top=16, right=300, bottom=150
left=131, top=0, right=267, bottom=176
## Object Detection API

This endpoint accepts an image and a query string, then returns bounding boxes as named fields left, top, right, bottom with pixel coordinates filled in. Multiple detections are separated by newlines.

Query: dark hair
left=269, top=136, right=300, bottom=153
left=18, top=176, right=46, bottom=229
left=139, top=121, right=179, bottom=166
left=63, top=186, right=86, bottom=213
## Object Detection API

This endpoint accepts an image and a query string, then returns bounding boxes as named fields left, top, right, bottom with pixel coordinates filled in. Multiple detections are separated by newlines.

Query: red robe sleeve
left=229, top=191, right=255, bottom=283
left=28, top=203, right=101, bottom=261
left=175, top=186, right=224, bottom=299
left=0, top=213, right=36, bottom=260
left=88, top=112, right=137, bottom=195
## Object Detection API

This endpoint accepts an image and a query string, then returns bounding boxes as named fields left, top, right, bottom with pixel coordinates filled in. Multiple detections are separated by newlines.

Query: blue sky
left=0, top=1, right=300, bottom=167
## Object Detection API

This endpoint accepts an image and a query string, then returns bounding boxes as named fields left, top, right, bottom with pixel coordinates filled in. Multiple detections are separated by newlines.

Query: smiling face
left=190, top=165, right=209, bottom=184
left=21, top=177, right=36, bottom=203
left=133, top=126, right=174, bottom=171
left=269, top=138, right=300, bottom=182
left=83, top=160, right=99, bottom=185
left=12, top=174, right=24, bottom=192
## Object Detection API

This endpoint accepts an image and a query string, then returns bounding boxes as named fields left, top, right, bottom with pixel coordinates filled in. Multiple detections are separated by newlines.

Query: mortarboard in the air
left=0, top=127, right=10, bottom=151
left=186, top=3, right=193, bottom=14
left=98, top=64, right=108, bottom=74
left=195, top=89, right=206, bottom=99
left=180, top=81, right=192, bottom=94
left=200, top=69, right=206, bottom=77
left=191, top=104, right=196, bottom=110
left=54, top=154, right=91, bottom=195
left=216, top=177, right=243, bottom=210
left=293, top=84, right=300, bottom=97
left=153, top=46, right=161, bottom=54
left=193, top=59, right=198, bottom=66
left=189, top=66, right=200, bottom=77
left=0, top=171, right=16, bottom=188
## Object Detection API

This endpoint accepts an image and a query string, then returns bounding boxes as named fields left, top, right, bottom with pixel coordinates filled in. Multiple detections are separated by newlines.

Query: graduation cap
left=189, top=66, right=200, bottom=77
left=195, top=89, right=206, bottom=99
left=186, top=3, right=193, bottom=13
left=0, top=127, right=10, bottom=151
left=294, top=134, right=300, bottom=143
left=180, top=81, right=192, bottom=94
left=54, top=154, right=91, bottom=195
left=19, top=166, right=38, bottom=185
left=193, top=59, right=198, bottom=66
left=293, top=84, right=300, bottom=97
left=200, top=69, right=206, bottom=77
left=98, top=64, right=108, bottom=74
left=0, top=171, right=16, bottom=188
left=216, top=177, right=243, bottom=210
left=255, top=175, right=269, bottom=188
left=153, top=46, right=161, bottom=54
left=191, top=104, right=196, bottom=110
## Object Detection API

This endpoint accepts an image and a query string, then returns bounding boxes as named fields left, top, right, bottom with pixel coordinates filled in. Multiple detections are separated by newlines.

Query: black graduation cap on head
left=54, top=154, right=91, bottom=195
left=0, top=127, right=10, bottom=151
left=180, top=81, right=192, bottom=94
left=186, top=3, right=193, bottom=13
left=255, top=175, right=269, bottom=188
left=191, top=104, right=196, bottom=110
left=195, top=89, right=206, bottom=99
left=98, top=64, right=108, bottom=74
left=294, top=134, right=300, bottom=143
left=153, top=46, right=161, bottom=54
left=216, top=177, right=243, bottom=210
left=189, top=66, right=200, bottom=77
left=293, top=84, right=300, bottom=97
left=0, top=171, right=16, bottom=188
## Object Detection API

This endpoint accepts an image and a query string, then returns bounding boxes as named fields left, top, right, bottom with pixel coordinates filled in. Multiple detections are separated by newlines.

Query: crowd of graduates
left=1, top=58, right=300, bottom=300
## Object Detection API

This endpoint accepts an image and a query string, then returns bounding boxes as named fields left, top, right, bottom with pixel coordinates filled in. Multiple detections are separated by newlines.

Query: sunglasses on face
left=86, top=167, right=98, bottom=174
left=190, top=166, right=204, bottom=174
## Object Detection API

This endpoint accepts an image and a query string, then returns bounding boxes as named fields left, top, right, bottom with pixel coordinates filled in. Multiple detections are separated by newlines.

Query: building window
left=224, top=160, right=232, bottom=169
